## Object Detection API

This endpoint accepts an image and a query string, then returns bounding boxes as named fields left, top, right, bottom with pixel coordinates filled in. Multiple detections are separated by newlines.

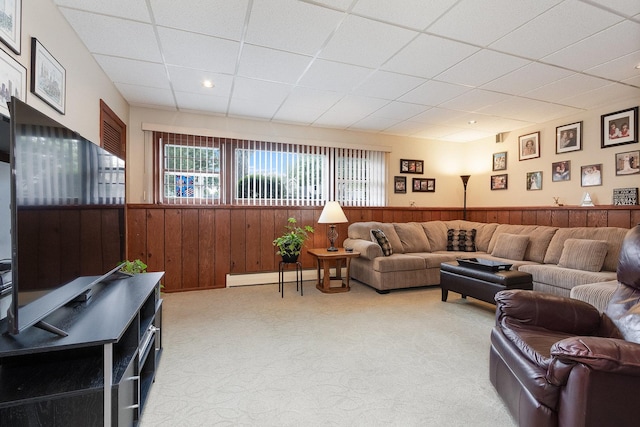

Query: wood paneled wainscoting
left=126, top=205, right=640, bottom=292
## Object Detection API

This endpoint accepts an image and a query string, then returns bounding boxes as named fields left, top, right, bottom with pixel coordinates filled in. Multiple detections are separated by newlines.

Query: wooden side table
left=307, top=248, right=360, bottom=293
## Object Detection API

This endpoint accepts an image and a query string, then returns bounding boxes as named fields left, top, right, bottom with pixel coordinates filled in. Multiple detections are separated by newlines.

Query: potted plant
left=273, top=217, right=314, bottom=263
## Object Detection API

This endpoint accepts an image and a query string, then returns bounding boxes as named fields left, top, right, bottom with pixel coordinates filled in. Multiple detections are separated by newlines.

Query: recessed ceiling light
left=635, top=64, right=640, bottom=70
left=468, top=120, right=477, bottom=124
left=203, top=80, right=214, bottom=88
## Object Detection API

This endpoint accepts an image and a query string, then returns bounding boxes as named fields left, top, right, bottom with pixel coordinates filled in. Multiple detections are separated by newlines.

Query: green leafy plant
left=119, top=259, right=148, bottom=274
left=272, top=217, right=314, bottom=258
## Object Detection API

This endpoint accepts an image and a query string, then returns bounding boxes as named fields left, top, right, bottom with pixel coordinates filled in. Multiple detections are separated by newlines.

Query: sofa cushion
left=447, top=228, right=477, bottom=252
left=519, top=264, right=617, bottom=294
left=491, top=233, right=529, bottom=261
left=488, top=224, right=558, bottom=263
left=442, top=220, right=498, bottom=252
left=394, top=222, right=431, bottom=253
left=558, top=239, right=608, bottom=272
left=544, top=227, right=628, bottom=271
left=372, top=254, right=426, bottom=273
left=371, top=229, right=393, bottom=256
left=421, top=221, right=449, bottom=251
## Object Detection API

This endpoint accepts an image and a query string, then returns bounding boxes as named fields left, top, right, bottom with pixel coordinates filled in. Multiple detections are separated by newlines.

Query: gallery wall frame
left=0, top=47, right=27, bottom=118
left=400, top=158, right=424, bottom=174
left=556, top=121, right=582, bottom=154
left=581, top=164, right=603, bottom=187
left=31, top=37, right=66, bottom=114
left=615, top=150, right=640, bottom=176
left=412, top=178, right=435, bottom=192
left=492, top=151, right=507, bottom=171
left=491, top=174, right=508, bottom=190
left=526, top=171, right=542, bottom=191
left=394, top=176, right=407, bottom=193
left=551, top=160, right=571, bottom=182
left=519, top=131, right=540, bottom=161
left=0, top=0, right=21, bottom=54
left=601, top=106, right=638, bottom=148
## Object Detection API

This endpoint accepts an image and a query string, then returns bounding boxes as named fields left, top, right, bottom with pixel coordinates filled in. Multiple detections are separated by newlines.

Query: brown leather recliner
left=490, top=224, right=640, bottom=427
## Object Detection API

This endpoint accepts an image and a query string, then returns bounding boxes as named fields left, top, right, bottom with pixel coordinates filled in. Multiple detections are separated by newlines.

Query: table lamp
left=318, top=201, right=348, bottom=251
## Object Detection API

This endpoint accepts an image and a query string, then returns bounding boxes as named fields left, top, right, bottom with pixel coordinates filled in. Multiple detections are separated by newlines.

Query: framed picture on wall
left=581, top=164, right=603, bottom=187
left=31, top=37, right=66, bottom=114
left=0, top=47, right=27, bottom=118
left=493, top=151, right=507, bottom=171
left=0, top=0, right=21, bottom=54
left=552, top=160, right=570, bottom=182
left=526, top=171, right=542, bottom=191
left=400, top=158, right=423, bottom=174
left=491, top=174, right=508, bottom=190
left=412, top=178, right=435, bottom=192
left=519, top=132, right=540, bottom=160
left=615, top=150, right=640, bottom=176
left=556, top=121, right=582, bottom=153
left=394, top=176, right=407, bottom=193
left=601, top=106, right=638, bottom=148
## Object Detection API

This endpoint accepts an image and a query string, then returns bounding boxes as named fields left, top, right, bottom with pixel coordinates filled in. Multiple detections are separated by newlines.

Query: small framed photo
left=0, top=47, right=27, bottom=118
left=31, top=37, right=66, bottom=114
left=491, top=174, right=508, bottom=190
left=519, top=132, right=540, bottom=160
left=615, top=150, right=640, bottom=176
left=400, top=158, right=424, bottom=174
left=601, top=106, right=638, bottom=148
left=0, top=0, right=21, bottom=54
left=526, top=171, right=542, bottom=191
left=581, top=164, right=603, bottom=187
left=394, top=176, right=407, bottom=193
left=556, top=121, right=582, bottom=153
left=412, top=178, right=435, bottom=192
left=552, top=160, right=571, bottom=182
left=493, top=151, right=507, bottom=171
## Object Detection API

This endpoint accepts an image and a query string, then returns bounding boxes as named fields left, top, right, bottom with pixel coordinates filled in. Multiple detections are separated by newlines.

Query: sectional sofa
left=343, top=220, right=629, bottom=299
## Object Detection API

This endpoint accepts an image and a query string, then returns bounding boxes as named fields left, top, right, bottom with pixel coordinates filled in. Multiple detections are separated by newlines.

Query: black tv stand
left=0, top=272, right=164, bottom=426
left=33, top=320, right=68, bottom=337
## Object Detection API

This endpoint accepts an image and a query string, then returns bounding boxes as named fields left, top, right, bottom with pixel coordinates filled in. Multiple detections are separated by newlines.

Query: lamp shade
left=318, top=201, right=348, bottom=224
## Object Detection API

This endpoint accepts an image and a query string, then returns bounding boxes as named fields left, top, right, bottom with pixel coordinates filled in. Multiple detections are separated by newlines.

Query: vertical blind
left=157, top=132, right=386, bottom=206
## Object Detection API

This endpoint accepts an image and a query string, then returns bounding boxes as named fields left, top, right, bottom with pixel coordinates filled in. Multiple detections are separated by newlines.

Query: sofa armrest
left=547, top=336, right=640, bottom=385
left=343, top=238, right=383, bottom=260
left=495, top=289, right=601, bottom=335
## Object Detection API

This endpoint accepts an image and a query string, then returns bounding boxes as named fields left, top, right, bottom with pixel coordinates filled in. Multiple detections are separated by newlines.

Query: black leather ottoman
left=440, top=261, right=532, bottom=304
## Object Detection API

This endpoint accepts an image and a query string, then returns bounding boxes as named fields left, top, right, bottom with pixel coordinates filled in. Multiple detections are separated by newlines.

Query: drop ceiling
left=53, top=0, right=640, bottom=142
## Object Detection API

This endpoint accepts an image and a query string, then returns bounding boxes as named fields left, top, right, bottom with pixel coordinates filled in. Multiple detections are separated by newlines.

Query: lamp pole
left=460, top=175, right=470, bottom=220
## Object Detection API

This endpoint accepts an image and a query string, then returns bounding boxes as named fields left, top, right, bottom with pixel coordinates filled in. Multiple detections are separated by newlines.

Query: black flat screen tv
left=0, top=98, right=126, bottom=336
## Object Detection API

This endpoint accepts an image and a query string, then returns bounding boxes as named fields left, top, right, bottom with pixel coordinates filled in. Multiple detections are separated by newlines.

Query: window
left=154, top=132, right=386, bottom=206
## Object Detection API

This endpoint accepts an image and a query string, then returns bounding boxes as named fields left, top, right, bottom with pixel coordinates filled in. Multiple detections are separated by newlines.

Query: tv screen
left=2, top=98, right=125, bottom=335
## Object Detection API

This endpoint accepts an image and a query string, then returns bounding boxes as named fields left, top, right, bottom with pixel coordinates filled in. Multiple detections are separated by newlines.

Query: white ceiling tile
left=481, top=62, right=574, bottom=94
left=175, top=92, right=229, bottom=113
left=314, top=95, right=389, bottom=127
left=368, top=101, right=429, bottom=121
left=95, top=55, right=170, bottom=89
left=524, top=74, right=610, bottom=103
left=399, top=81, right=471, bottom=106
left=319, top=15, right=417, bottom=68
left=382, top=34, right=479, bottom=79
left=231, top=78, right=293, bottom=105
left=228, top=98, right=281, bottom=120
left=411, top=107, right=469, bottom=125
left=298, top=59, right=373, bottom=92
left=310, top=0, right=353, bottom=11
left=167, top=66, right=234, bottom=97
left=245, top=0, right=345, bottom=55
left=352, top=0, right=458, bottom=30
left=410, top=125, right=461, bottom=139
left=281, top=87, right=343, bottom=111
left=542, top=20, right=640, bottom=71
left=115, top=83, right=176, bottom=108
left=349, top=116, right=399, bottom=132
left=353, top=71, right=425, bottom=100
left=59, top=9, right=162, bottom=61
left=560, top=83, right=640, bottom=109
left=428, top=0, right=561, bottom=46
left=273, top=104, right=325, bottom=125
left=54, top=0, right=151, bottom=21
left=151, top=0, right=249, bottom=40
left=157, top=28, right=240, bottom=73
left=584, top=0, right=640, bottom=16
left=439, top=89, right=512, bottom=112
left=586, top=51, right=640, bottom=81
left=490, top=0, right=623, bottom=59
left=237, top=45, right=312, bottom=84
left=435, top=50, right=530, bottom=87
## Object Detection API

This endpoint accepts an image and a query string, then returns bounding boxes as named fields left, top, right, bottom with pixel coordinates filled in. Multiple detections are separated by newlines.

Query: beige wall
left=15, top=1, right=127, bottom=143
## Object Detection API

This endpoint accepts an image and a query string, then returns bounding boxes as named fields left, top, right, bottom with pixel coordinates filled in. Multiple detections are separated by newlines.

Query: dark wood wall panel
left=126, top=205, right=640, bottom=292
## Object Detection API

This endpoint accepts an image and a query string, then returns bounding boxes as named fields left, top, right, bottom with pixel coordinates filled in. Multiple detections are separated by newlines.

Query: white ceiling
left=53, top=0, right=640, bottom=142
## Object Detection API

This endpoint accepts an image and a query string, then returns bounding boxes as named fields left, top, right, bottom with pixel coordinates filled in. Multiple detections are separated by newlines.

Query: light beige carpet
left=140, top=280, right=515, bottom=426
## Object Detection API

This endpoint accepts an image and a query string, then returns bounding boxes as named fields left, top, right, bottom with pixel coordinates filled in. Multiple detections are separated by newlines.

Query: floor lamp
left=318, top=201, right=348, bottom=251
left=460, top=175, right=470, bottom=220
